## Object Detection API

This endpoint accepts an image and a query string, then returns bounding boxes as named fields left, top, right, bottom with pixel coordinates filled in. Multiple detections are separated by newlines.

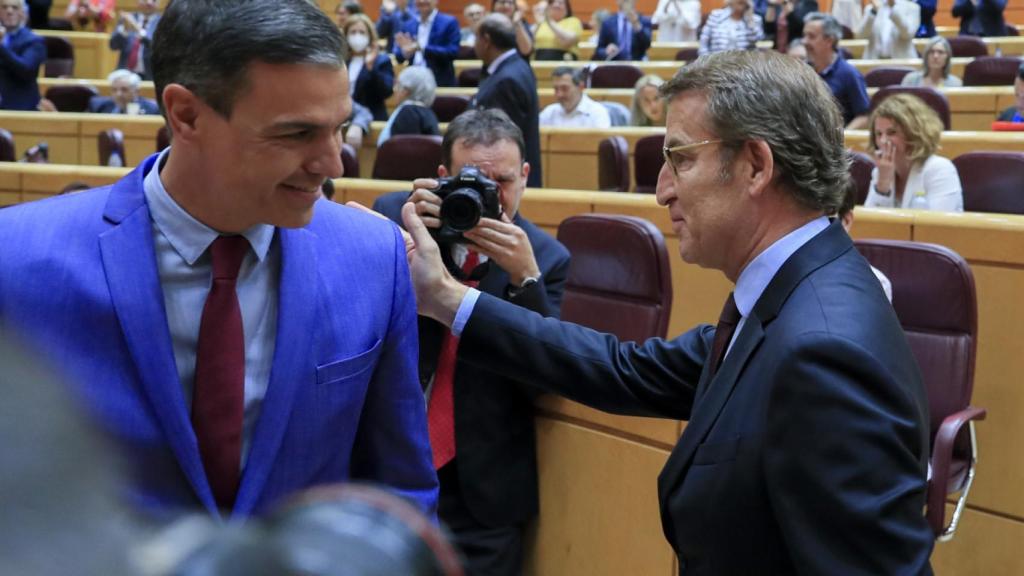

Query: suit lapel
left=98, top=156, right=218, bottom=514
left=233, top=227, right=318, bottom=516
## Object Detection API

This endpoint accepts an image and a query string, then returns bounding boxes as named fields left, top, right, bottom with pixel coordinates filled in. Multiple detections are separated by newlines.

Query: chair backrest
left=0, top=128, right=15, bottom=162
left=371, top=134, right=443, bottom=181
left=601, top=101, right=631, bottom=127
left=46, top=18, right=74, bottom=31
left=870, top=86, right=951, bottom=130
left=1005, top=24, right=1019, bottom=36
left=864, top=66, right=915, bottom=88
left=590, top=64, right=644, bottom=89
left=557, top=214, right=673, bottom=341
left=341, top=142, right=360, bottom=179
left=457, top=67, right=481, bottom=88
left=848, top=149, right=876, bottom=205
left=597, top=136, right=630, bottom=192
left=841, top=24, right=854, bottom=40
left=952, top=151, right=1024, bottom=214
left=98, top=129, right=125, bottom=166
left=156, top=125, right=170, bottom=153
left=44, top=84, right=99, bottom=112
left=947, top=35, right=988, bottom=58
left=456, top=45, right=477, bottom=60
left=962, top=56, right=1023, bottom=86
left=43, top=36, right=75, bottom=78
left=431, top=95, right=470, bottom=123
left=674, top=47, right=698, bottom=61
left=633, top=134, right=664, bottom=194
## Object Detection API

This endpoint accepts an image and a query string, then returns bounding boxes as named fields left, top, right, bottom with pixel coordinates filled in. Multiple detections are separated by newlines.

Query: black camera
left=431, top=165, right=501, bottom=245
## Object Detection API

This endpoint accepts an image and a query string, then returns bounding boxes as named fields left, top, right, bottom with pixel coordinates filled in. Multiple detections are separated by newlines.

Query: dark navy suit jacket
left=952, top=0, right=1006, bottom=36
left=393, top=12, right=461, bottom=87
left=456, top=220, right=934, bottom=574
left=470, top=54, right=542, bottom=188
left=594, top=12, right=653, bottom=61
left=0, top=26, right=46, bottom=111
left=351, top=53, right=394, bottom=121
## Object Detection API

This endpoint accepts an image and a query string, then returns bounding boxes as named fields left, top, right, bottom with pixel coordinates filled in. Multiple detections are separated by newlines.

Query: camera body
left=432, top=165, right=501, bottom=245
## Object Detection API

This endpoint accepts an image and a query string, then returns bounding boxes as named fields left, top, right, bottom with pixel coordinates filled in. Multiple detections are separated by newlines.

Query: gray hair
left=803, top=12, right=842, bottom=50
left=442, top=109, right=526, bottom=170
left=661, top=50, right=849, bottom=214
left=151, top=0, right=345, bottom=119
left=107, top=69, right=142, bottom=90
left=922, top=36, right=953, bottom=78
left=397, top=66, right=437, bottom=106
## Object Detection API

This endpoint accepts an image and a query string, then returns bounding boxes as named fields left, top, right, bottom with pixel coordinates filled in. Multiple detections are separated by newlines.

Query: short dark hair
left=477, top=13, right=517, bottom=51
left=552, top=66, right=587, bottom=85
left=1018, top=60, right=1024, bottom=81
left=341, top=0, right=363, bottom=15
left=152, top=0, right=345, bottom=119
left=442, top=109, right=526, bottom=169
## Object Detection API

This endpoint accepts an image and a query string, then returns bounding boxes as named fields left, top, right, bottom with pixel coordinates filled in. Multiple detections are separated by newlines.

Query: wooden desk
left=0, top=111, right=163, bottom=166
left=39, top=77, right=158, bottom=101
left=36, top=30, right=120, bottom=80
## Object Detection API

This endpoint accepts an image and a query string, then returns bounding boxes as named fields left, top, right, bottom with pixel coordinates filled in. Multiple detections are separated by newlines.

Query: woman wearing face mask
left=344, top=14, right=394, bottom=121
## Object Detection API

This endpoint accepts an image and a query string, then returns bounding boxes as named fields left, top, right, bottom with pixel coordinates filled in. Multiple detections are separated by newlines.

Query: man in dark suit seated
left=0, top=0, right=46, bottom=111
left=401, top=49, right=935, bottom=574
left=470, top=14, right=542, bottom=188
left=87, top=69, right=160, bottom=114
left=372, top=108, right=570, bottom=576
left=594, top=0, right=652, bottom=61
left=392, top=0, right=461, bottom=87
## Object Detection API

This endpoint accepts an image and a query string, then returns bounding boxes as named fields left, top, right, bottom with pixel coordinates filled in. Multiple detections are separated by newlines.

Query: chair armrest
left=927, top=406, right=987, bottom=537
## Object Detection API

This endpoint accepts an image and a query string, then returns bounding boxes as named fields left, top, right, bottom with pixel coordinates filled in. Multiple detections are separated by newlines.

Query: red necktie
left=427, top=250, right=480, bottom=470
left=708, top=292, right=741, bottom=379
left=125, top=36, right=141, bottom=71
left=192, top=235, right=249, bottom=510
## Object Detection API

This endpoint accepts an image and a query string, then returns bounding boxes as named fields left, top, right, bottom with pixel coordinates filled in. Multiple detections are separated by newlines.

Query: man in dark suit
left=952, top=0, right=1006, bottom=37
left=87, top=69, right=160, bottom=114
left=594, top=0, right=652, bottom=61
left=0, top=0, right=45, bottom=111
left=402, top=49, right=935, bottom=574
left=471, top=14, right=542, bottom=188
left=372, top=108, right=570, bottom=576
left=393, top=0, right=461, bottom=87
left=109, top=0, right=162, bottom=80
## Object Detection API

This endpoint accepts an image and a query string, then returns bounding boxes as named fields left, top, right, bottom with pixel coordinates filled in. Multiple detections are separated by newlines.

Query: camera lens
left=441, top=188, right=484, bottom=232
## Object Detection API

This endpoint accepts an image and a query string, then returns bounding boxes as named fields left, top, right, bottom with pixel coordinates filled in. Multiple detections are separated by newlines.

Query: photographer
left=372, top=108, right=569, bottom=576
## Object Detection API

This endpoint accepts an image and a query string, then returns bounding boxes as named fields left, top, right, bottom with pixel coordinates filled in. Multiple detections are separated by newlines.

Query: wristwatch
left=507, top=274, right=541, bottom=298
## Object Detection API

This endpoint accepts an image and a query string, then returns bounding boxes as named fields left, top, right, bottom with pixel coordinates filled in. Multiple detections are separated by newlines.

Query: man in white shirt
left=539, top=67, right=612, bottom=129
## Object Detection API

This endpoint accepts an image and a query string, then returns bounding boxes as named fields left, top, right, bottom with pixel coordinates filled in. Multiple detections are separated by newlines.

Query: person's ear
left=743, top=140, right=774, bottom=198
left=437, top=164, right=450, bottom=178
left=520, top=161, right=530, bottom=185
left=162, top=84, right=203, bottom=144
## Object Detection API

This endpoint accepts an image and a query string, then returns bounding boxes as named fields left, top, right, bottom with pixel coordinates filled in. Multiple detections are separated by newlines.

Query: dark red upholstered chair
left=633, top=134, right=664, bottom=194
left=156, top=125, right=170, bottom=153
left=0, top=128, right=15, bottom=162
left=952, top=151, right=1024, bottom=215
left=371, top=134, right=443, bottom=181
left=947, top=36, right=988, bottom=58
left=557, top=214, right=673, bottom=341
left=962, top=56, right=1023, bottom=87
left=864, top=66, right=915, bottom=88
left=43, top=36, right=75, bottom=78
left=457, top=67, right=482, bottom=88
left=431, top=94, right=470, bottom=123
left=46, top=18, right=74, bottom=30
left=590, top=64, right=644, bottom=89
left=1005, top=24, right=1019, bottom=36
left=838, top=47, right=855, bottom=61
left=44, top=84, right=99, bottom=112
left=674, top=47, right=698, bottom=61
left=848, top=149, right=876, bottom=205
left=853, top=239, right=985, bottom=541
left=597, top=136, right=630, bottom=192
left=341, top=143, right=359, bottom=179
left=98, top=129, right=125, bottom=166
left=840, top=24, right=854, bottom=40
left=456, top=45, right=477, bottom=60
left=870, top=86, right=951, bottom=130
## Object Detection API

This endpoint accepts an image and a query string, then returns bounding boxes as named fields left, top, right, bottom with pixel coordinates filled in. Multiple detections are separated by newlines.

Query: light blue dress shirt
left=143, top=148, right=280, bottom=467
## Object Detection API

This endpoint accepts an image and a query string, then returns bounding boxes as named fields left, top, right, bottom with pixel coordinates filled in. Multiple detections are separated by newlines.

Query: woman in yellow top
left=533, top=0, right=583, bottom=61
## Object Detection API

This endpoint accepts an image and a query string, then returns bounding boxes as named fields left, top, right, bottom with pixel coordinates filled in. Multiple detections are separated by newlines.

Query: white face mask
left=347, top=33, right=370, bottom=53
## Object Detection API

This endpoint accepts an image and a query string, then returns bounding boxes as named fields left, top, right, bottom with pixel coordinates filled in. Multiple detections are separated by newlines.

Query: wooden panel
left=37, top=30, right=119, bottom=80
left=39, top=78, right=158, bottom=101
left=525, top=418, right=676, bottom=576
left=79, top=115, right=164, bottom=167
left=535, top=395, right=681, bottom=446
left=931, top=506, right=1024, bottom=575
left=847, top=207, right=916, bottom=241
left=845, top=130, right=1024, bottom=159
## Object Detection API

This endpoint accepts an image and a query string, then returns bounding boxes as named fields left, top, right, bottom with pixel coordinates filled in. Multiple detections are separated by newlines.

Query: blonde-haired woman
left=344, top=13, right=394, bottom=121
left=900, top=36, right=962, bottom=89
left=864, top=94, right=963, bottom=212
left=630, top=75, right=665, bottom=127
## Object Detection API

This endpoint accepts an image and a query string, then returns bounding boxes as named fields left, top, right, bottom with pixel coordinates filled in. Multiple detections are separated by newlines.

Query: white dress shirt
left=539, top=93, right=612, bottom=129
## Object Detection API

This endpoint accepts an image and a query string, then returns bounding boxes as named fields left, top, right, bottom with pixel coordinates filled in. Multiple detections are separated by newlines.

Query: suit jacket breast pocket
left=692, top=437, right=741, bottom=466
left=316, top=339, right=383, bottom=386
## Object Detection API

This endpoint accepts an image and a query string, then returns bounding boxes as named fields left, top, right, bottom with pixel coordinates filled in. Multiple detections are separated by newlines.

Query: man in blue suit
left=403, top=50, right=934, bottom=574
left=393, top=0, right=461, bottom=87
left=0, top=0, right=46, bottom=111
left=952, top=0, right=1006, bottom=37
left=87, top=69, right=160, bottom=114
left=594, top=0, right=652, bottom=61
left=0, top=0, right=437, bottom=520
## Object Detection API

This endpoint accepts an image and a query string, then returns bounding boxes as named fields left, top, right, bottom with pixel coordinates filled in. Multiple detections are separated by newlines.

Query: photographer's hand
left=402, top=202, right=466, bottom=326
left=408, top=181, right=443, bottom=228
left=462, top=215, right=541, bottom=286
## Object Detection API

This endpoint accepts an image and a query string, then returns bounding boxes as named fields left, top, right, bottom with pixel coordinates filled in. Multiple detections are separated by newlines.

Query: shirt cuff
left=451, top=287, right=482, bottom=337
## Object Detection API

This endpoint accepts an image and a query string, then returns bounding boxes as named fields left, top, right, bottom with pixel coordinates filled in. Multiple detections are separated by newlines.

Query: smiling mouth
left=281, top=182, right=322, bottom=195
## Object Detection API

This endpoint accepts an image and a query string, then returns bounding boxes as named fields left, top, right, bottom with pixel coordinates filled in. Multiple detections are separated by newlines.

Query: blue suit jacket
left=393, top=12, right=461, bottom=87
left=0, top=26, right=46, bottom=111
left=594, top=13, right=653, bottom=61
left=952, top=0, right=1006, bottom=36
left=87, top=95, right=161, bottom=115
left=0, top=155, right=438, bottom=519
left=457, top=220, right=934, bottom=574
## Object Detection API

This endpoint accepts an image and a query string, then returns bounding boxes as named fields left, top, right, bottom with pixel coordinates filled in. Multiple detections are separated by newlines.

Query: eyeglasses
left=662, top=139, right=722, bottom=175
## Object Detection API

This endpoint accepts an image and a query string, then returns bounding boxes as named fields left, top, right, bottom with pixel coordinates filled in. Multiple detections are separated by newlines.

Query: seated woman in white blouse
left=864, top=93, right=963, bottom=212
